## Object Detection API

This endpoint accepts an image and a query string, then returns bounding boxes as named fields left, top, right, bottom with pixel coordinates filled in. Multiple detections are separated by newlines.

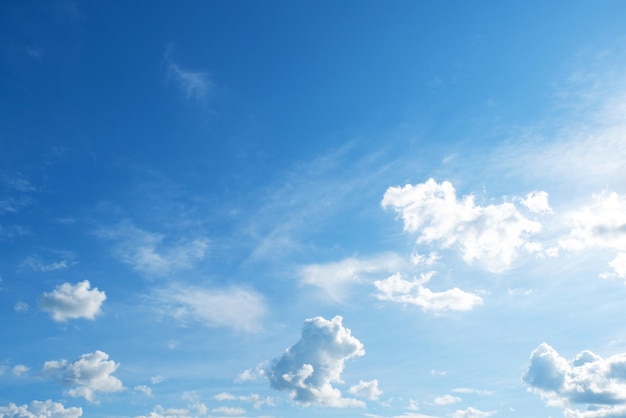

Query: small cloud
left=211, top=406, right=246, bottom=416
left=432, top=394, right=461, bottom=405
left=521, top=191, right=553, bottom=213
left=214, top=392, right=237, bottom=401
left=14, top=301, right=29, bottom=313
left=430, top=369, right=447, bottom=377
left=43, top=350, right=124, bottom=403
left=165, top=48, right=213, bottom=102
left=349, top=379, right=383, bottom=401
left=21, top=256, right=75, bottom=272
left=452, top=407, right=496, bottom=418
left=373, top=273, right=483, bottom=312
left=12, top=364, right=29, bottom=377
left=135, top=385, right=152, bottom=397
left=151, top=375, right=165, bottom=384
left=452, top=388, right=493, bottom=396
left=39, top=280, right=106, bottom=322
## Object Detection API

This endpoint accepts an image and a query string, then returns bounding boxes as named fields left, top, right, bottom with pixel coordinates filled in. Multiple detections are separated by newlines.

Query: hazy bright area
left=1, top=1, right=626, bottom=417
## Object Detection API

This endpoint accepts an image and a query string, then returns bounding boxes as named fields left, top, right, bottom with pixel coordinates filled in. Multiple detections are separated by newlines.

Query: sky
left=1, top=1, right=626, bottom=417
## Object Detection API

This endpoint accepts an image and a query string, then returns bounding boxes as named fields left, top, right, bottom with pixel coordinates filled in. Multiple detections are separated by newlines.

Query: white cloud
left=373, top=273, right=483, bottom=312
left=452, top=407, right=496, bottom=418
left=12, top=365, right=29, bottom=377
left=452, top=388, right=493, bottom=396
left=97, top=222, right=208, bottom=277
left=14, top=302, right=29, bottom=313
left=558, top=192, right=626, bottom=279
left=213, top=392, right=237, bottom=401
left=212, top=393, right=273, bottom=409
left=235, top=366, right=266, bottom=383
left=268, top=315, right=366, bottom=407
left=21, top=256, right=75, bottom=272
left=135, top=385, right=152, bottom=397
left=164, top=48, right=212, bottom=101
left=43, top=350, right=123, bottom=403
left=0, top=400, right=82, bottom=418
left=521, top=191, right=553, bottom=213
left=524, top=343, right=626, bottom=416
left=299, top=253, right=406, bottom=302
left=39, top=280, right=106, bottom=322
left=349, top=379, right=383, bottom=401
left=154, top=284, right=266, bottom=332
left=210, top=406, right=246, bottom=416
left=432, top=394, right=461, bottom=405
left=382, top=179, right=544, bottom=272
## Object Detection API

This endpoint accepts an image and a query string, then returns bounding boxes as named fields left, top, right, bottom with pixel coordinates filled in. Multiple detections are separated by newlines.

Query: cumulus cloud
left=153, top=284, right=266, bottom=332
left=521, top=191, right=553, bottom=213
left=97, top=222, right=208, bottom=277
left=39, top=280, right=106, bottom=322
left=43, top=350, right=123, bottom=403
left=0, top=400, right=82, bottom=418
left=213, top=392, right=273, bottom=409
left=12, top=365, right=29, bottom=377
left=299, top=253, right=406, bottom=302
left=349, top=379, right=383, bottom=401
left=382, top=179, right=544, bottom=272
left=268, top=315, right=366, bottom=407
left=135, top=385, right=152, bottom=397
left=432, top=394, right=461, bottom=405
left=373, top=273, right=483, bottom=312
left=524, top=343, right=626, bottom=416
left=210, top=406, right=246, bottom=416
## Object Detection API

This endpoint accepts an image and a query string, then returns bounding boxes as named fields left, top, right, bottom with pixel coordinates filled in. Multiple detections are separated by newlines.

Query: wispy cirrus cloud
left=164, top=47, right=212, bottom=102
left=96, top=222, right=209, bottom=278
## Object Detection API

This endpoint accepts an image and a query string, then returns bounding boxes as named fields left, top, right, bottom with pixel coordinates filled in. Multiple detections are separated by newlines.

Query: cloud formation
left=382, top=179, right=544, bottom=272
left=560, top=192, right=626, bottom=279
left=43, top=351, right=124, bottom=403
left=299, top=253, right=406, bottom=302
left=39, top=280, right=106, bottom=322
left=349, top=379, right=383, bottom=401
left=452, top=407, right=496, bottom=418
left=154, top=285, right=266, bottom=332
left=524, top=343, right=626, bottom=417
left=268, top=315, right=366, bottom=407
left=97, top=223, right=208, bottom=277
left=0, top=400, right=82, bottom=418
left=373, top=273, right=483, bottom=312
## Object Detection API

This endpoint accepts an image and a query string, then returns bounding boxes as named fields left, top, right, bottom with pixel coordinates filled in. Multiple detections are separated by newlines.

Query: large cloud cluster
left=268, top=316, right=367, bottom=407
left=43, top=351, right=124, bottom=403
left=0, top=400, right=82, bottom=418
left=39, top=280, right=106, bottom=322
left=382, top=179, right=544, bottom=272
left=524, top=343, right=626, bottom=417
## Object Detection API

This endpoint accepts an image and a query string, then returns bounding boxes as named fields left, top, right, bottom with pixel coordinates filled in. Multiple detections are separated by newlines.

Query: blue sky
left=2, top=1, right=626, bottom=417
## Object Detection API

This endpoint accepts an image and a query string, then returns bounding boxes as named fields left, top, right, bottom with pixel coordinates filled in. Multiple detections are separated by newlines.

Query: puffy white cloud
left=0, top=400, right=82, bottom=417
left=299, top=253, right=406, bottom=302
left=524, top=343, right=626, bottom=416
left=601, top=252, right=626, bottom=279
left=268, top=315, right=366, bottom=407
left=349, top=379, right=383, bottom=401
left=212, top=392, right=273, bottom=409
left=521, top=191, right=553, bottom=213
left=432, top=394, right=461, bottom=405
left=135, top=385, right=152, bottom=396
left=97, top=222, right=208, bottom=277
left=452, top=407, right=496, bottom=418
left=213, top=392, right=237, bottom=401
left=154, top=285, right=266, bottom=332
left=382, top=179, right=543, bottom=272
left=39, top=280, right=106, bottom=322
left=43, top=350, right=123, bottom=403
left=373, top=273, right=483, bottom=312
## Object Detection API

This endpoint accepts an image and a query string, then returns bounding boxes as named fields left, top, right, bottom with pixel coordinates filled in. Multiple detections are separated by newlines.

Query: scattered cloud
left=153, top=284, right=266, bottom=332
left=299, top=253, right=406, bottom=302
left=97, top=222, right=209, bottom=277
left=382, top=179, right=545, bottom=272
left=373, top=273, right=483, bottom=312
left=524, top=342, right=626, bottom=417
left=452, top=388, right=493, bottom=396
left=14, top=302, right=29, bottom=313
left=135, top=385, right=152, bottom=397
left=0, top=400, right=82, bottom=418
left=452, top=407, right=496, bottom=418
left=432, top=394, right=461, bottom=405
left=43, top=350, right=124, bottom=403
left=165, top=48, right=212, bottom=101
left=210, top=406, right=246, bottom=416
left=520, top=191, right=553, bottom=213
left=349, top=379, right=383, bottom=401
left=21, top=256, right=75, bottom=272
left=12, top=365, right=29, bottom=377
left=267, top=315, right=366, bottom=407
left=39, top=280, right=106, bottom=322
